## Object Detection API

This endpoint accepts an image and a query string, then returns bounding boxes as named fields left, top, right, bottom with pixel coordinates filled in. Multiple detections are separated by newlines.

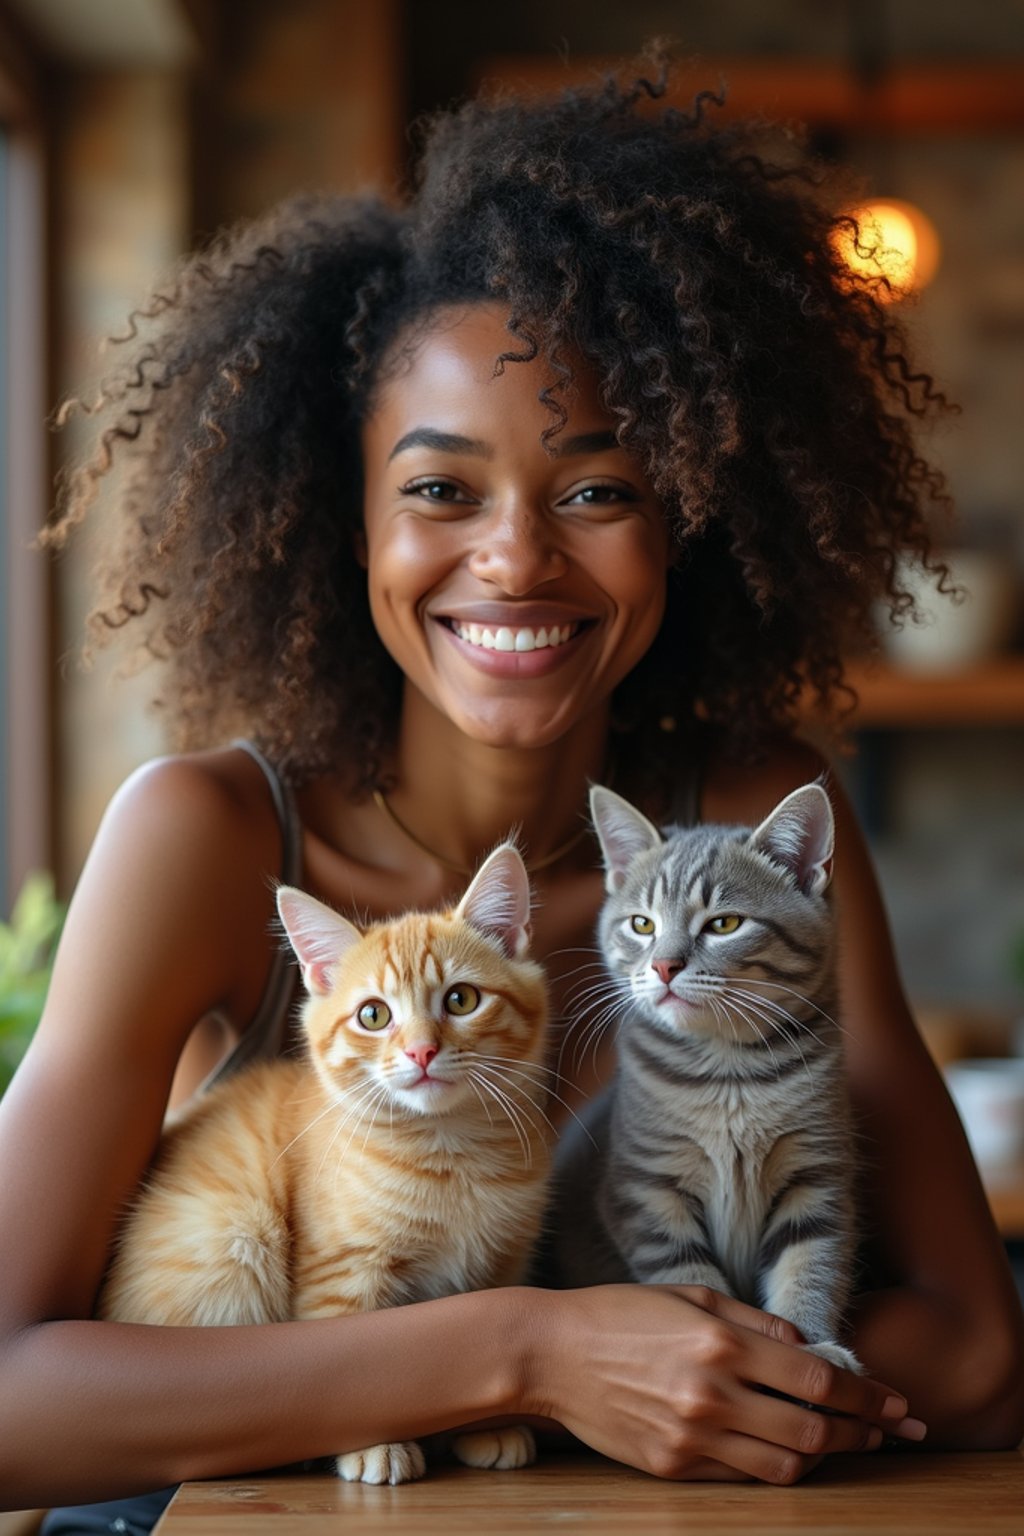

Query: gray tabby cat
left=555, top=780, right=862, bottom=1375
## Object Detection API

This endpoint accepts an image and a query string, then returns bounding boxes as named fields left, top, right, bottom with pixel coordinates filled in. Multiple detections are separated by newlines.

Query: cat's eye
left=707, top=915, right=743, bottom=935
left=357, top=1000, right=392, bottom=1031
left=630, top=914, right=655, bottom=935
left=444, top=984, right=481, bottom=1016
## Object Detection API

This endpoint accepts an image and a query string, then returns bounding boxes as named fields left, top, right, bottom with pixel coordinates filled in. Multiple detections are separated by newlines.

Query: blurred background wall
left=1, top=0, right=1023, bottom=1056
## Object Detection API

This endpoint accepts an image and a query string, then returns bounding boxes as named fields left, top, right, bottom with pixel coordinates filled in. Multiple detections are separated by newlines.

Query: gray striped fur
left=554, top=782, right=863, bottom=1374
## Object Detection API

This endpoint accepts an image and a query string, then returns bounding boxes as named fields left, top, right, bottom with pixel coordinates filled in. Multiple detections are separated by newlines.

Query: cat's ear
left=456, top=843, right=532, bottom=958
left=749, top=783, right=834, bottom=897
left=589, top=785, right=662, bottom=893
left=276, top=885, right=364, bottom=996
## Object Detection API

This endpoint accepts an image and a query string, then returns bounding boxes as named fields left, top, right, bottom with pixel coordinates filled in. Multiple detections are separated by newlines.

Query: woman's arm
left=705, top=739, right=1024, bottom=1450
left=833, top=777, right=1024, bottom=1448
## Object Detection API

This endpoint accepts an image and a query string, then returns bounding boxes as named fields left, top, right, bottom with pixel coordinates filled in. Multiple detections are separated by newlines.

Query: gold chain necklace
left=371, top=788, right=592, bottom=877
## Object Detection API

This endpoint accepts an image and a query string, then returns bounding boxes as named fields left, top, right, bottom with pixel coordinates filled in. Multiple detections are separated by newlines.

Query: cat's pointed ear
left=276, top=885, right=363, bottom=996
left=589, top=785, right=662, bottom=893
left=749, top=782, right=834, bottom=896
left=456, top=843, right=532, bottom=958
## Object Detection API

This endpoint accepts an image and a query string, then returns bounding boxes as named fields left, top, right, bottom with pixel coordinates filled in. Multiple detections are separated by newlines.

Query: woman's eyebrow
left=388, top=428, right=492, bottom=462
left=552, top=430, right=619, bottom=457
left=387, top=426, right=621, bottom=462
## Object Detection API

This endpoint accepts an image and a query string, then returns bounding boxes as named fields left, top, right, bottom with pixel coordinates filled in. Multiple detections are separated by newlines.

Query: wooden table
left=156, top=1448, right=1024, bottom=1534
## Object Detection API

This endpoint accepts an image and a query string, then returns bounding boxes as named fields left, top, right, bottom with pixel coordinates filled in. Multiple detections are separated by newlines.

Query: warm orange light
left=833, top=199, right=941, bottom=302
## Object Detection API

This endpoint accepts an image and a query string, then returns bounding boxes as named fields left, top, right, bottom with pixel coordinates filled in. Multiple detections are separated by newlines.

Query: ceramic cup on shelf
left=881, top=551, right=1019, bottom=673
left=945, top=1058, right=1024, bottom=1169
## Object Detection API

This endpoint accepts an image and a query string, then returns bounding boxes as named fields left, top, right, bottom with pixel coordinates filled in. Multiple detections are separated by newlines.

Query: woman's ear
left=353, top=529, right=368, bottom=569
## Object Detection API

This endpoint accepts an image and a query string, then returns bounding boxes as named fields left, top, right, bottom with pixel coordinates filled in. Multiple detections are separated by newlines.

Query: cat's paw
left=335, top=1440, right=426, bottom=1485
left=803, top=1340, right=866, bottom=1375
left=451, top=1425, right=536, bottom=1470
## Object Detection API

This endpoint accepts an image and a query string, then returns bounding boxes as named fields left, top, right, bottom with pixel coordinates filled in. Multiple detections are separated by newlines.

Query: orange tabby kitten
left=98, top=844, right=551, bottom=1485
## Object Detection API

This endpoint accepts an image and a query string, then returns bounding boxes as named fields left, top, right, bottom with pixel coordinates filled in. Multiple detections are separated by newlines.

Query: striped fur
left=98, top=844, right=551, bottom=1483
left=554, top=784, right=863, bottom=1374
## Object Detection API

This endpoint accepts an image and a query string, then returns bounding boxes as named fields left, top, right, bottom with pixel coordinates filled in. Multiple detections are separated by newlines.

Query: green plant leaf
left=0, top=871, right=65, bottom=1096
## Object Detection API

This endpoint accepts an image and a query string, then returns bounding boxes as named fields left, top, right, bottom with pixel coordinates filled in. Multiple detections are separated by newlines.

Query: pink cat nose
left=405, top=1043, right=439, bottom=1070
left=652, top=959, right=683, bottom=985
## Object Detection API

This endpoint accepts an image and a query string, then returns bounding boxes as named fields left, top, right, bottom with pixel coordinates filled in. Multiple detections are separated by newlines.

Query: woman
left=2, top=64, right=1022, bottom=1519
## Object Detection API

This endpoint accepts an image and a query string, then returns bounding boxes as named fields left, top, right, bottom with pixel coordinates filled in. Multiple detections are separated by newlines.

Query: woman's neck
left=385, top=687, right=611, bottom=877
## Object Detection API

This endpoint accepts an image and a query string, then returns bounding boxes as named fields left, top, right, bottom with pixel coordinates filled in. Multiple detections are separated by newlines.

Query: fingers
left=668, top=1285, right=927, bottom=1442
left=750, top=1346, right=927, bottom=1439
left=741, top=1391, right=887, bottom=1460
left=668, top=1285, right=806, bottom=1346
left=699, top=1432, right=825, bottom=1486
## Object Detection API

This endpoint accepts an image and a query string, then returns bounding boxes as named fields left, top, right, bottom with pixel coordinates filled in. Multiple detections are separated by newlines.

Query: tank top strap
left=666, top=729, right=705, bottom=827
left=200, top=739, right=303, bottom=1091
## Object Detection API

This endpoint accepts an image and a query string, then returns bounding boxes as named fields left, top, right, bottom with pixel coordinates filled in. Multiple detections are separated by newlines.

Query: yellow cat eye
left=444, top=984, right=481, bottom=1016
left=707, top=914, right=743, bottom=935
left=630, top=914, right=655, bottom=935
left=357, top=1000, right=392, bottom=1031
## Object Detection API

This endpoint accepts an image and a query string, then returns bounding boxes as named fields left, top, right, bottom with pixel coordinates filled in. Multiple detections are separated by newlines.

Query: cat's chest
left=614, top=1037, right=841, bottom=1209
left=296, top=1129, right=538, bottom=1275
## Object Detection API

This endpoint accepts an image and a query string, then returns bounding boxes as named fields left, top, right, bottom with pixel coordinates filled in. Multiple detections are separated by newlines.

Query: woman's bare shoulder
left=102, top=745, right=282, bottom=862
left=40, top=746, right=290, bottom=1067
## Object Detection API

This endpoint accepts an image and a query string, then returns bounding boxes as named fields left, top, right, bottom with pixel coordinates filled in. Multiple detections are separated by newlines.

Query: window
left=0, top=20, right=50, bottom=909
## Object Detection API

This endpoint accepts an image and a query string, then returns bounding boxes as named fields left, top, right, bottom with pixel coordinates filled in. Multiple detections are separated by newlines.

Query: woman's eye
left=564, top=483, right=637, bottom=507
left=357, top=999, right=392, bottom=1031
left=630, top=914, right=655, bottom=935
left=444, top=983, right=481, bottom=1016
left=400, top=478, right=470, bottom=504
left=707, top=915, right=743, bottom=936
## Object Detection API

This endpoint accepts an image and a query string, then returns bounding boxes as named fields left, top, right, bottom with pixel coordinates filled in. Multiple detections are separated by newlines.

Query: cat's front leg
left=295, top=1265, right=428, bottom=1484
left=756, top=1185, right=863, bottom=1376
left=335, top=1442, right=426, bottom=1486
left=451, top=1427, right=536, bottom=1471
left=601, top=1180, right=734, bottom=1294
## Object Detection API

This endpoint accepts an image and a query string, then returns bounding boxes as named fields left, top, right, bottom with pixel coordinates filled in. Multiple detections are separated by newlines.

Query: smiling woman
left=2, top=52, right=1022, bottom=1522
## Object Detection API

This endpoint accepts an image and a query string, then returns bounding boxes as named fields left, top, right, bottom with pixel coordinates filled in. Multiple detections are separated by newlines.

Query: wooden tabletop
left=156, top=1447, right=1024, bottom=1534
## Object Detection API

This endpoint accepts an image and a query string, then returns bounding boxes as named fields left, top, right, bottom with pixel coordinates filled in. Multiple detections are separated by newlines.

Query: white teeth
left=451, top=621, right=579, bottom=652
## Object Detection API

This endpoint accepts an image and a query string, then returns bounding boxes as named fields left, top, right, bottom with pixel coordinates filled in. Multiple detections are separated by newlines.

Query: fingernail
left=881, top=1394, right=908, bottom=1419
left=894, top=1417, right=928, bottom=1441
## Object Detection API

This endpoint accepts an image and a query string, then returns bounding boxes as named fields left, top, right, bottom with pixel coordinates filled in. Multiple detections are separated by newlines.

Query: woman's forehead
left=362, top=301, right=616, bottom=459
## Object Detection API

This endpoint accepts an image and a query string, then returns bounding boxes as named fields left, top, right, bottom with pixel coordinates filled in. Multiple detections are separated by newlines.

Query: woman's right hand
left=523, top=1283, right=924, bottom=1484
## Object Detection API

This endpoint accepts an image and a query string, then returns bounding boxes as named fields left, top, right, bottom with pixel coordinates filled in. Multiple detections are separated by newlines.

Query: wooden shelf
left=476, top=56, right=1024, bottom=133
left=984, top=1166, right=1024, bottom=1239
left=835, top=657, right=1024, bottom=728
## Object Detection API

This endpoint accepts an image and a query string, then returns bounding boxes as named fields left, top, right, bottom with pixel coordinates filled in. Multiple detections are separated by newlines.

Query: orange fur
left=98, top=859, right=550, bottom=1483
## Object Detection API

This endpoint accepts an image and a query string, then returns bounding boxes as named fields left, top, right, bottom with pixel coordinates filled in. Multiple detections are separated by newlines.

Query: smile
left=449, top=621, right=580, bottom=653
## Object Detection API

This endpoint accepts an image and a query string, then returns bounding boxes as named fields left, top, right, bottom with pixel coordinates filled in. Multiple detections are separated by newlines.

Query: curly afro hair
left=47, top=60, right=952, bottom=792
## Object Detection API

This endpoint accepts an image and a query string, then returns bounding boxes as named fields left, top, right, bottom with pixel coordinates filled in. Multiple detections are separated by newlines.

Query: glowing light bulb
left=833, top=199, right=941, bottom=302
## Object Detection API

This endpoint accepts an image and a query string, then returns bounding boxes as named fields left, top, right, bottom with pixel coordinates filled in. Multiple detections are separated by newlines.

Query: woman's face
left=360, top=302, right=671, bottom=750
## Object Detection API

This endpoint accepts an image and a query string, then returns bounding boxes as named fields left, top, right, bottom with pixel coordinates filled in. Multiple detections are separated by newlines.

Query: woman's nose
left=466, top=503, right=569, bottom=593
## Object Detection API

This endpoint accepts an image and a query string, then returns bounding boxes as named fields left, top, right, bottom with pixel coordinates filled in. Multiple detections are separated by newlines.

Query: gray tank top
left=201, top=739, right=303, bottom=1091
left=669, top=745, right=702, bottom=828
